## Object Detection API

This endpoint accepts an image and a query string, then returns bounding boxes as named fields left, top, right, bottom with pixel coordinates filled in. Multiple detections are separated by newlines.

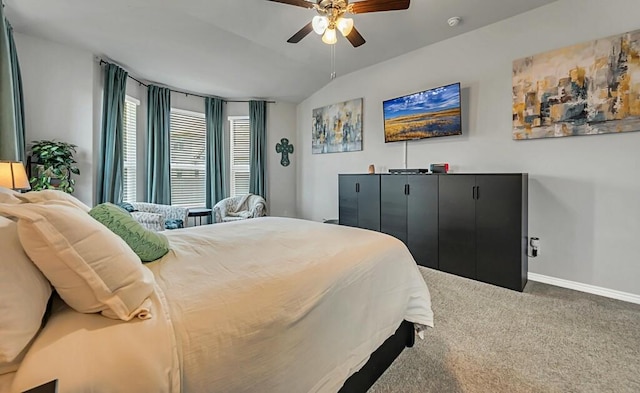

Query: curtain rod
left=98, top=59, right=276, bottom=104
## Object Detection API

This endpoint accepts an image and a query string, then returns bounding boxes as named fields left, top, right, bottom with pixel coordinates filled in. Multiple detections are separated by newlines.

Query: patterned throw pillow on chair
left=117, top=202, right=137, bottom=213
left=164, top=219, right=184, bottom=230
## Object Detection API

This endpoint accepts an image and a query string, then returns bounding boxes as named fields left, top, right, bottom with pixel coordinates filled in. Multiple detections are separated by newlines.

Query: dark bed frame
left=338, top=320, right=415, bottom=393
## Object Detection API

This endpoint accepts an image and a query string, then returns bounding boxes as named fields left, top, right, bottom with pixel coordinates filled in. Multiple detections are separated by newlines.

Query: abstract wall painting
left=312, top=98, right=363, bottom=154
left=512, top=29, right=640, bottom=140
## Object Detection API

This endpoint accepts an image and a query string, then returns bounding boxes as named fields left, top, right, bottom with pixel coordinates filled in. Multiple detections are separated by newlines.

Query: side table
left=188, top=208, right=213, bottom=226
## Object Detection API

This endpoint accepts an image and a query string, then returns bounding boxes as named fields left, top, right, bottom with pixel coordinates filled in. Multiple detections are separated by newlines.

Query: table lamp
left=0, top=161, right=31, bottom=191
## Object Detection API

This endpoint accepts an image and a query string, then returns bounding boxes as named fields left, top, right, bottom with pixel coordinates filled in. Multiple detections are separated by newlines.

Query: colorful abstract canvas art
left=312, top=98, right=363, bottom=154
left=512, top=29, right=640, bottom=140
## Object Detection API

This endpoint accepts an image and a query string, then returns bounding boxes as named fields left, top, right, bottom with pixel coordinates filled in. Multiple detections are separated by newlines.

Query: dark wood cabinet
left=338, top=173, right=528, bottom=292
left=438, top=175, right=477, bottom=279
left=339, top=174, right=380, bottom=231
left=474, top=175, right=528, bottom=291
left=380, top=175, right=408, bottom=242
left=380, top=175, right=438, bottom=269
left=438, top=174, right=528, bottom=291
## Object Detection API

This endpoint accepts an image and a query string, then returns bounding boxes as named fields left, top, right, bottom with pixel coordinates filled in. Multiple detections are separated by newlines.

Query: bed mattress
left=8, top=217, right=433, bottom=393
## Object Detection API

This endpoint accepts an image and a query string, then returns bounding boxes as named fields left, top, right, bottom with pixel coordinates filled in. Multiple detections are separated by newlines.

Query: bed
left=0, top=192, right=433, bottom=393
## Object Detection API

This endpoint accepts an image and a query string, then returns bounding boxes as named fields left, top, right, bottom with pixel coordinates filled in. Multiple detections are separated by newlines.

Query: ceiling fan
left=267, top=0, right=410, bottom=47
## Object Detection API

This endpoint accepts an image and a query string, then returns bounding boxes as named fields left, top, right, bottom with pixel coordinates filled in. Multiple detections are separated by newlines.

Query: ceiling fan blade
left=266, top=0, right=315, bottom=9
left=346, top=26, right=366, bottom=47
left=350, top=0, right=410, bottom=14
left=287, top=22, right=314, bottom=43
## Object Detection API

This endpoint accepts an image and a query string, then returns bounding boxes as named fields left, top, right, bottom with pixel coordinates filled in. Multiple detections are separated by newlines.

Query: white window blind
left=229, top=116, right=250, bottom=197
left=170, top=109, right=207, bottom=207
left=122, top=97, right=138, bottom=202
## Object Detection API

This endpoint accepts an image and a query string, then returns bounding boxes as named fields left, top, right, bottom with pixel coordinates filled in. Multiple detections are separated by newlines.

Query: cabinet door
left=408, top=176, right=438, bottom=268
left=357, top=175, right=381, bottom=231
left=438, top=175, right=476, bottom=279
left=475, top=175, right=524, bottom=291
left=339, top=175, right=358, bottom=227
left=380, top=175, right=408, bottom=243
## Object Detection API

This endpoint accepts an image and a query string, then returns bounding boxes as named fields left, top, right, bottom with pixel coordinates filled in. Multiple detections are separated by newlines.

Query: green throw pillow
left=89, top=203, right=170, bottom=262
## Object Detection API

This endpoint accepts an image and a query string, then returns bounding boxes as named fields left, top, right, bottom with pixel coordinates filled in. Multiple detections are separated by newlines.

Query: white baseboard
left=528, top=273, right=640, bottom=305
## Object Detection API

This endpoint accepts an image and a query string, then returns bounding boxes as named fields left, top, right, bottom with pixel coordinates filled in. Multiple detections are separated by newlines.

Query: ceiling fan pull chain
left=330, top=44, right=336, bottom=80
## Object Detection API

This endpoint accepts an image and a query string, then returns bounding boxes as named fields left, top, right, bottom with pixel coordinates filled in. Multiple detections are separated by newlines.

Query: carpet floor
left=370, top=267, right=640, bottom=393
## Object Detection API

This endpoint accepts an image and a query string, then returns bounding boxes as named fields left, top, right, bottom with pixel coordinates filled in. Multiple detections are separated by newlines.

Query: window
left=122, top=96, right=138, bottom=202
left=170, top=109, right=207, bottom=207
left=229, top=116, right=250, bottom=197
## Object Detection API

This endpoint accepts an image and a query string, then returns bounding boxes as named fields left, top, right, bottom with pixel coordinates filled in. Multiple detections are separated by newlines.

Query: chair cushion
left=0, top=201, right=155, bottom=321
left=227, top=210, right=253, bottom=219
left=131, top=211, right=165, bottom=232
left=0, top=216, right=51, bottom=375
left=222, top=216, right=249, bottom=222
left=89, top=203, right=170, bottom=263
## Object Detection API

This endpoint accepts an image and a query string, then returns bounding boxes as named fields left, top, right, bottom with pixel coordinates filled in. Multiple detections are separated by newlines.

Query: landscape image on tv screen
left=383, top=82, right=461, bottom=143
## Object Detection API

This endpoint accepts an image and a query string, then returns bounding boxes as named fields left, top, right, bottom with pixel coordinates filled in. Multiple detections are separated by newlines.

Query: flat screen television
left=383, top=82, right=462, bottom=143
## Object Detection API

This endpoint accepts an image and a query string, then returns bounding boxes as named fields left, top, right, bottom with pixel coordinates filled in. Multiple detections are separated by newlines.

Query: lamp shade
left=312, top=15, right=329, bottom=35
left=0, top=161, right=31, bottom=191
left=336, top=17, right=354, bottom=37
left=322, top=28, right=337, bottom=45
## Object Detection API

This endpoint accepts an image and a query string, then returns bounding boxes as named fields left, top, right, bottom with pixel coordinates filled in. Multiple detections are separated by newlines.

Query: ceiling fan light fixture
left=322, top=27, right=337, bottom=45
left=312, top=15, right=329, bottom=35
left=336, top=17, right=354, bottom=37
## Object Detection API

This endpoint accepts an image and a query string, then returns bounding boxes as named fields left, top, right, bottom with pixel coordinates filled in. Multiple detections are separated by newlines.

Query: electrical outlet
left=529, top=237, right=540, bottom=257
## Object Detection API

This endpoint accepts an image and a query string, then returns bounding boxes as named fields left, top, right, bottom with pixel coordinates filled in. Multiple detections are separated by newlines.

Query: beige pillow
left=16, top=190, right=91, bottom=212
left=0, top=216, right=52, bottom=375
left=0, top=187, right=21, bottom=204
left=0, top=201, right=155, bottom=321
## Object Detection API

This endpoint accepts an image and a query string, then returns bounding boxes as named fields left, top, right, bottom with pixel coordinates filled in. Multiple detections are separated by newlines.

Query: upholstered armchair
left=213, top=194, right=267, bottom=223
left=128, top=202, right=189, bottom=231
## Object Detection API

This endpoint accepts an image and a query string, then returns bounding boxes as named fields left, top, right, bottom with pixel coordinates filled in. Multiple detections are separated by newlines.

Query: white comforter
left=9, top=217, right=433, bottom=393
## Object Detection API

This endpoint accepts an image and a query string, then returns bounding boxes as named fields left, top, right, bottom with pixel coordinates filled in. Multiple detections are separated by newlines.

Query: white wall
left=266, top=102, right=297, bottom=217
left=15, top=32, right=98, bottom=205
left=296, top=0, right=640, bottom=296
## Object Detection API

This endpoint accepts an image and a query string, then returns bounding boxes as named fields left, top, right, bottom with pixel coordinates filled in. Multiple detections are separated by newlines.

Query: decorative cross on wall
left=275, top=138, right=294, bottom=167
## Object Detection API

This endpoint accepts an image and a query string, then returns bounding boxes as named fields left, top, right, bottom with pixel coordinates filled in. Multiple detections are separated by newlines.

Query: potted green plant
left=28, top=140, right=80, bottom=193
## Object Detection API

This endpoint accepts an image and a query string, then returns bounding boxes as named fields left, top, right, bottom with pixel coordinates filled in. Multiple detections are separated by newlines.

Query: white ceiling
left=5, top=0, right=557, bottom=103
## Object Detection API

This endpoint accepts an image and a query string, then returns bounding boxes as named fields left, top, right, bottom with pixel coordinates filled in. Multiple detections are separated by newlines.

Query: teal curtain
left=249, top=100, right=267, bottom=198
left=0, top=6, right=18, bottom=161
left=205, top=97, right=226, bottom=213
left=96, top=63, right=128, bottom=204
left=146, top=85, right=172, bottom=205
left=6, top=22, right=25, bottom=162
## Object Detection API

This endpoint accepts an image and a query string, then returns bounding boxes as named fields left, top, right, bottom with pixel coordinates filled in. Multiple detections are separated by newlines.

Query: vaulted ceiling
left=5, top=0, right=557, bottom=103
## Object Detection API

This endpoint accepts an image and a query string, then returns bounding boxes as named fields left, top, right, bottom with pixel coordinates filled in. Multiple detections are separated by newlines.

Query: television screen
left=383, top=82, right=462, bottom=143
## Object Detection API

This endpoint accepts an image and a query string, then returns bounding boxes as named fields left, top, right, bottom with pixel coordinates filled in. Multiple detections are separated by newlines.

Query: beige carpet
left=370, top=267, right=640, bottom=393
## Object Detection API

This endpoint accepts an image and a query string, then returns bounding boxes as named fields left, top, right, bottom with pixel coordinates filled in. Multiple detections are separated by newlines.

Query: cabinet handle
left=406, top=184, right=410, bottom=195
left=476, top=186, right=479, bottom=200
left=404, top=184, right=409, bottom=195
left=356, top=183, right=360, bottom=193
